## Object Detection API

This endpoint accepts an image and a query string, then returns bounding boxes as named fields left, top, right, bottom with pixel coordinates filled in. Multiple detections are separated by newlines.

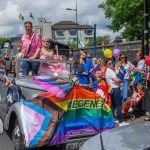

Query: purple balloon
left=113, top=49, right=120, bottom=57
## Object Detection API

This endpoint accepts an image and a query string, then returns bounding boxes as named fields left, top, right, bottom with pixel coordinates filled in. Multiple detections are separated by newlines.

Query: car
left=0, top=42, right=115, bottom=150
left=80, top=121, right=150, bottom=150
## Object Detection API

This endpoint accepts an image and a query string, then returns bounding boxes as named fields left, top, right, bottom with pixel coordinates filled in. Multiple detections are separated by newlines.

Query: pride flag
left=33, top=77, right=72, bottom=99
left=39, top=86, right=115, bottom=145
left=19, top=13, right=24, bottom=21
left=21, top=86, right=114, bottom=148
left=30, top=12, right=34, bottom=19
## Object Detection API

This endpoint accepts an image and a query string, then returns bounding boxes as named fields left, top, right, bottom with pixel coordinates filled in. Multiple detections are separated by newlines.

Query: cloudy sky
left=0, top=0, right=120, bottom=40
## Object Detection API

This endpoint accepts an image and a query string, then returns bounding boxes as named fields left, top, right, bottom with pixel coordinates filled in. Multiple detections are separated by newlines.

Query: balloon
left=113, top=49, right=120, bottom=57
left=145, top=56, right=150, bottom=66
left=104, top=49, right=112, bottom=58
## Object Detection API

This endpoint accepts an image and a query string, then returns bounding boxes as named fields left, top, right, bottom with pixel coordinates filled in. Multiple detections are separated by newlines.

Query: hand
left=28, top=56, right=35, bottom=62
left=16, top=52, right=24, bottom=59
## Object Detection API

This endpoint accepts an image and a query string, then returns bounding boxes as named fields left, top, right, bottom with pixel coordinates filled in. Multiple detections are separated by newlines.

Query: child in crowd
left=115, top=61, right=126, bottom=81
left=92, top=72, right=111, bottom=107
left=122, top=83, right=145, bottom=113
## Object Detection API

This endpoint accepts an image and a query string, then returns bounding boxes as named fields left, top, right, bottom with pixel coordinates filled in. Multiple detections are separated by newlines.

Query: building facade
left=33, top=18, right=94, bottom=47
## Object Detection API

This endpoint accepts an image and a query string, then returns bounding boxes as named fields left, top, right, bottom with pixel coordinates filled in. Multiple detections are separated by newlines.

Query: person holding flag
left=16, top=21, right=42, bottom=75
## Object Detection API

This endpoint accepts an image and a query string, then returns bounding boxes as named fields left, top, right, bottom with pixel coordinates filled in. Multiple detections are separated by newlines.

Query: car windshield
left=15, top=59, right=73, bottom=81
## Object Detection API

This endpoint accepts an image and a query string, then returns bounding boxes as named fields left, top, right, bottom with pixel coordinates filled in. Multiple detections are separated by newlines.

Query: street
left=0, top=115, right=146, bottom=150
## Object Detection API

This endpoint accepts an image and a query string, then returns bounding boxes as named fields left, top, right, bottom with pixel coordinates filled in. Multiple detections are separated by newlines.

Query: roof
left=52, top=21, right=93, bottom=30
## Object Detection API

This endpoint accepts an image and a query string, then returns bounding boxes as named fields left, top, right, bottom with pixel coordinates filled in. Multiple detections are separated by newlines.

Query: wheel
left=12, top=119, right=26, bottom=150
left=130, top=115, right=135, bottom=121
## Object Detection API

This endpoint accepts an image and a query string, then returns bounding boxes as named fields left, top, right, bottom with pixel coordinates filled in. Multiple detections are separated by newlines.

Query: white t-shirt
left=106, top=68, right=119, bottom=88
left=137, top=59, right=145, bottom=70
left=124, top=61, right=134, bottom=79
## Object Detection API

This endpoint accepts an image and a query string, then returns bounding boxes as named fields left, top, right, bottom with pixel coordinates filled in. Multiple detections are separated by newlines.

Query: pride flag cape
left=39, top=86, right=115, bottom=145
left=23, top=33, right=36, bottom=58
left=33, top=77, right=72, bottom=99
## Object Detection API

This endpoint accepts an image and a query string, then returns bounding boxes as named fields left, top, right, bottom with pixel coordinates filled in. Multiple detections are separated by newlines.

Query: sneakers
left=115, top=120, right=119, bottom=124
left=119, top=121, right=130, bottom=127
left=128, top=108, right=133, bottom=113
left=122, top=110, right=125, bottom=114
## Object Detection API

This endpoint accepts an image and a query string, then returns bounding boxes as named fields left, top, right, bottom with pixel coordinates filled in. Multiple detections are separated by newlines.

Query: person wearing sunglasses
left=105, top=59, right=129, bottom=127
left=120, top=53, right=130, bottom=103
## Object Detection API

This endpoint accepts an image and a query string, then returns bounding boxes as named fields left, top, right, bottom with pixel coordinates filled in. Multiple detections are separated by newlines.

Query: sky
left=0, top=0, right=120, bottom=40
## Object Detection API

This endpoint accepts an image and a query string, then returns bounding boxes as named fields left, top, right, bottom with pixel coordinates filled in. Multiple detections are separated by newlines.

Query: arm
left=29, top=34, right=42, bottom=61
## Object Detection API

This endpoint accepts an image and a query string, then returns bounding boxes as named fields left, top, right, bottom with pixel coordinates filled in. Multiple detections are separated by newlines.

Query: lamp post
left=66, top=1, right=78, bottom=51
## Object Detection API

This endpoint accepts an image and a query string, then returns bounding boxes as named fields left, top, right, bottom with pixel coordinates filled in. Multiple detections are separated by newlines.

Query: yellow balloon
left=104, top=49, right=112, bottom=58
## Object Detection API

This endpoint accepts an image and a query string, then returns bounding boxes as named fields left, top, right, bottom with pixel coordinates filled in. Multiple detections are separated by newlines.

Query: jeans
left=22, top=61, right=40, bottom=76
left=122, top=79, right=129, bottom=103
left=111, top=88, right=123, bottom=123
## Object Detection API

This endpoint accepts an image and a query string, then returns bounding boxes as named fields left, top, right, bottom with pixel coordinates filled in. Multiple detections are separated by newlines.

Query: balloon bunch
left=104, top=48, right=120, bottom=58
left=145, top=56, right=150, bottom=66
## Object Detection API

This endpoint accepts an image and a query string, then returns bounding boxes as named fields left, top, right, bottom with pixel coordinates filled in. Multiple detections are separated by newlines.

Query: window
left=69, top=29, right=77, bottom=36
left=84, top=29, right=93, bottom=35
left=56, top=38, right=65, bottom=43
left=69, top=37, right=77, bottom=42
left=84, top=37, right=93, bottom=43
left=56, top=30, right=64, bottom=36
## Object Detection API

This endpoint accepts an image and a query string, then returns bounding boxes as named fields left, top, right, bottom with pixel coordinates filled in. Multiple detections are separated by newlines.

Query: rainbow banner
left=21, top=86, right=114, bottom=148
left=39, top=86, right=115, bottom=145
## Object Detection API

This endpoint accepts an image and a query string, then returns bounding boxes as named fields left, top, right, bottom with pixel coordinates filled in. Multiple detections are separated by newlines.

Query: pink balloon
left=113, top=49, right=120, bottom=57
left=145, top=56, right=150, bottom=66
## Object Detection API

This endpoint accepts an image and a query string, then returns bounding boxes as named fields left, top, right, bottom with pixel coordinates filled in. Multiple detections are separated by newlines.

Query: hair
left=132, top=61, right=137, bottom=67
left=80, top=57, right=86, bottom=63
left=105, top=58, right=112, bottom=65
left=82, top=52, right=87, bottom=55
left=24, top=21, right=33, bottom=28
left=97, top=58, right=104, bottom=66
left=136, top=51, right=145, bottom=60
left=42, top=37, right=50, bottom=41
left=120, top=53, right=127, bottom=63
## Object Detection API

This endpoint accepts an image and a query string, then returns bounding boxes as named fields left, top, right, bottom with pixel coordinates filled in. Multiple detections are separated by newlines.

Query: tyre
left=12, top=119, right=26, bottom=150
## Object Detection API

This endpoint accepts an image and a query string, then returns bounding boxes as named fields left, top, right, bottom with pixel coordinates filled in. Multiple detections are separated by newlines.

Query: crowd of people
left=2, top=20, right=150, bottom=127
left=72, top=50, right=150, bottom=126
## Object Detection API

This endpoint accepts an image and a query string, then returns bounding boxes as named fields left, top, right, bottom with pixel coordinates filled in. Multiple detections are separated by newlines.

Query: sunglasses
left=121, top=57, right=126, bottom=59
left=43, top=41, right=49, bottom=43
left=107, top=62, right=112, bottom=65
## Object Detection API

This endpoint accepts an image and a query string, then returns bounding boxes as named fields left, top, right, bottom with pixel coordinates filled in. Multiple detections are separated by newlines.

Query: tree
left=99, top=0, right=150, bottom=41
left=0, top=37, right=10, bottom=45
left=67, top=42, right=77, bottom=49
left=85, top=35, right=110, bottom=47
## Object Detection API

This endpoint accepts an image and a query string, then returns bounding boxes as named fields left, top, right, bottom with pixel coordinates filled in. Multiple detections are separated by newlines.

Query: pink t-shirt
left=21, top=33, right=42, bottom=58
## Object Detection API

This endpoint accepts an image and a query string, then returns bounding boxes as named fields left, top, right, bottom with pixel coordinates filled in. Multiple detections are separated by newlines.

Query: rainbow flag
left=33, top=77, right=72, bottom=99
left=107, top=84, right=113, bottom=94
left=16, top=45, right=21, bottom=51
left=39, top=86, right=115, bottom=145
left=19, top=13, right=24, bottom=21
left=30, top=12, right=34, bottom=19
left=21, top=86, right=114, bottom=147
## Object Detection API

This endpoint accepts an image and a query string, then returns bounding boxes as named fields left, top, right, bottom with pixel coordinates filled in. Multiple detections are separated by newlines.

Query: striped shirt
left=21, top=32, right=42, bottom=58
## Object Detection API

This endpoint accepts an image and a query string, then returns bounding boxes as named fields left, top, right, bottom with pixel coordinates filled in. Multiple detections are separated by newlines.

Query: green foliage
left=67, top=42, right=77, bottom=49
left=99, top=0, right=150, bottom=41
left=0, top=37, right=10, bottom=45
left=85, top=35, right=110, bottom=47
